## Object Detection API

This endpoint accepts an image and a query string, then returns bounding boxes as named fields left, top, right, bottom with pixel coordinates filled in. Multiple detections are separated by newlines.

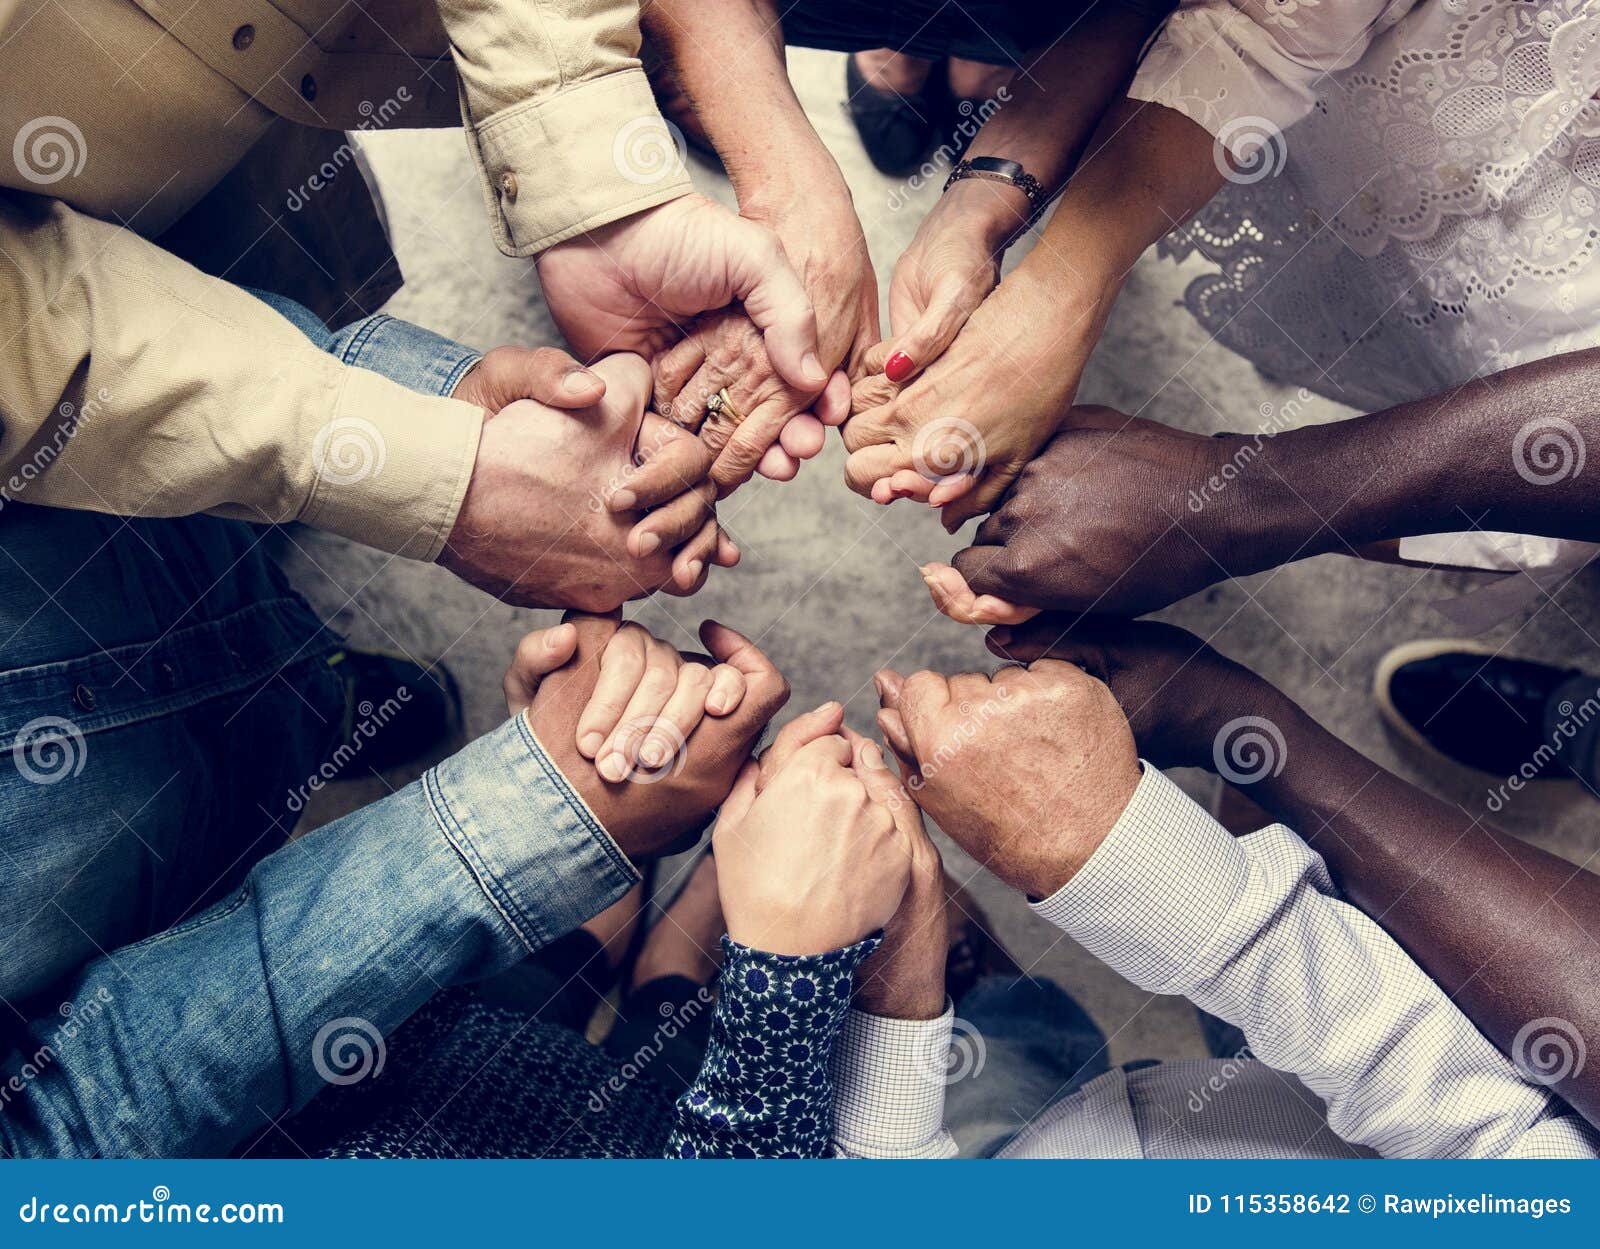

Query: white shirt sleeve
left=829, top=1006, right=960, bottom=1158
left=1031, top=764, right=1600, bottom=1159
left=1130, top=0, right=1418, bottom=159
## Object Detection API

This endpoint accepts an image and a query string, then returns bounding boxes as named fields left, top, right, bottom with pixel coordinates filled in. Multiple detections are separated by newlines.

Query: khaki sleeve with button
left=434, top=0, right=692, bottom=255
left=0, top=195, right=484, bottom=561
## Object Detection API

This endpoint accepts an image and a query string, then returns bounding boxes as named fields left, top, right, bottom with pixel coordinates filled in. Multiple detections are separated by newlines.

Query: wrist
left=934, top=178, right=1030, bottom=253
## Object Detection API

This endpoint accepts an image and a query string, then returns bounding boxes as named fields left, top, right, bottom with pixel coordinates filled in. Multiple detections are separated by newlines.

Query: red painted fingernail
left=884, top=351, right=915, bottom=383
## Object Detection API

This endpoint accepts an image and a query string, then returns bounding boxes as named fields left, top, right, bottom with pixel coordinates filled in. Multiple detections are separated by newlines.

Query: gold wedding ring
left=705, top=387, right=745, bottom=427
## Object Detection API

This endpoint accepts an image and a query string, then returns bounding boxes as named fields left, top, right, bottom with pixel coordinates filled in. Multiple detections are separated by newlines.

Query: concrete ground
left=289, top=48, right=1600, bottom=1068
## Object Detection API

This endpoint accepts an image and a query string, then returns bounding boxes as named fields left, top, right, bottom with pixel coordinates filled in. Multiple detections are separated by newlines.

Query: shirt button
left=73, top=683, right=96, bottom=712
left=499, top=171, right=518, bottom=201
left=300, top=74, right=318, bottom=102
left=232, top=24, right=255, bottom=51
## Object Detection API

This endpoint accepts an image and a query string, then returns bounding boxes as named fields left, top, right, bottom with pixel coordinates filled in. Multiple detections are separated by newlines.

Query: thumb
left=722, top=217, right=827, bottom=392
left=502, top=623, right=579, bottom=714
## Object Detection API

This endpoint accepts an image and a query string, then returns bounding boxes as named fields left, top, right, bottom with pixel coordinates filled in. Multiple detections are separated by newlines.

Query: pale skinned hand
left=712, top=709, right=911, bottom=956
left=874, top=662, right=1139, bottom=899
left=518, top=612, right=790, bottom=861
left=452, top=344, right=607, bottom=413
left=439, top=354, right=739, bottom=609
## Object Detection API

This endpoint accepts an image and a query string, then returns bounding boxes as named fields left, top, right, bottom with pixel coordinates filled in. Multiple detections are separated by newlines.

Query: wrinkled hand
left=440, top=354, right=738, bottom=609
left=712, top=705, right=912, bottom=956
left=536, top=193, right=828, bottom=392
left=875, top=662, right=1139, bottom=898
left=987, top=615, right=1280, bottom=775
left=843, top=267, right=1084, bottom=529
left=944, top=407, right=1246, bottom=618
left=517, top=612, right=791, bottom=861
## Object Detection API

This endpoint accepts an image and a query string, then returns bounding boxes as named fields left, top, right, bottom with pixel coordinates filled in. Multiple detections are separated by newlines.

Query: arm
left=992, top=617, right=1600, bottom=1131
left=1036, top=764, right=1599, bottom=1158
left=433, top=0, right=690, bottom=255
left=0, top=714, right=636, bottom=1158
left=0, top=195, right=482, bottom=562
left=666, top=936, right=879, bottom=1158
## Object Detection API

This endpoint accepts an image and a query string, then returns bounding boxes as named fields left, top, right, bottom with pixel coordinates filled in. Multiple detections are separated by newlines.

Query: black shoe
left=324, top=649, right=461, bottom=775
left=1374, top=639, right=1585, bottom=776
left=844, top=52, right=939, bottom=176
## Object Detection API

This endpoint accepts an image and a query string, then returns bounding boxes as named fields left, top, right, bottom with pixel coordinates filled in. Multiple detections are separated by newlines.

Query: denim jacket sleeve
left=0, top=713, right=637, bottom=1158
left=667, top=934, right=880, bottom=1159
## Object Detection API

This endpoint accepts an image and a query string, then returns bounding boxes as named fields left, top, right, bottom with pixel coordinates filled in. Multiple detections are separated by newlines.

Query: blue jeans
left=0, top=295, right=632, bottom=1157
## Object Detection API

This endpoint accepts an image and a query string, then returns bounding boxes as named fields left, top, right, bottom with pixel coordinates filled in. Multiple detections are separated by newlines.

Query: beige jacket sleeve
left=0, top=194, right=484, bottom=561
left=436, top=0, right=693, bottom=255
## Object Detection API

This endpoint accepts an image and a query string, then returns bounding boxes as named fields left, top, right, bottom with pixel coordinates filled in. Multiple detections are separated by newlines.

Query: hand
left=843, top=731, right=948, bottom=1021
left=452, top=344, right=606, bottom=413
left=439, top=354, right=739, bottom=609
left=631, top=194, right=874, bottom=499
left=535, top=193, right=828, bottom=393
left=986, top=615, right=1284, bottom=775
left=944, top=407, right=1250, bottom=618
left=712, top=706, right=912, bottom=956
left=843, top=265, right=1089, bottom=529
left=518, top=612, right=791, bottom=861
left=875, top=663, right=1139, bottom=898
left=876, top=181, right=1014, bottom=386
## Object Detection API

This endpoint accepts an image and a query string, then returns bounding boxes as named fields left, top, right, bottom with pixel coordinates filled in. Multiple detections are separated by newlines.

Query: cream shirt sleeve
left=0, top=194, right=483, bottom=560
left=434, top=0, right=693, bottom=255
left=1129, top=0, right=1418, bottom=160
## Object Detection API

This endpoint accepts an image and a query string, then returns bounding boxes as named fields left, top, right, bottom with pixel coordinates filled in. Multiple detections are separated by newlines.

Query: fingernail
left=707, top=692, right=729, bottom=715
left=801, top=352, right=826, bottom=384
left=863, top=742, right=887, bottom=768
left=686, top=559, right=704, bottom=582
left=579, top=732, right=605, bottom=757
left=636, top=532, right=660, bottom=557
left=609, top=488, right=637, bottom=512
left=885, top=351, right=915, bottom=383
left=990, top=627, right=1013, bottom=648
left=640, top=738, right=666, bottom=768
left=872, top=673, right=888, bottom=699
left=561, top=368, right=599, bottom=397
left=599, top=753, right=629, bottom=782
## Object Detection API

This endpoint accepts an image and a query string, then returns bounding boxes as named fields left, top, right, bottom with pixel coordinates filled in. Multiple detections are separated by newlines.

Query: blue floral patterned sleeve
left=667, top=933, right=881, bottom=1159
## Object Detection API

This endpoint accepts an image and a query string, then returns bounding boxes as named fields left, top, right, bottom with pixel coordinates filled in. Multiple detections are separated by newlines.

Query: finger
left=712, top=531, right=741, bottom=568
left=926, top=472, right=977, bottom=509
left=849, top=731, right=923, bottom=842
left=777, top=413, right=826, bottom=460
left=575, top=622, right=648, bottom=760
left=874, top=707, right=917, bottom=774
left=704, top=663, right=747, bottom=717
left=723, top=218, right=828, bottom=391
left=653, top=335, right=709, bottom=427
left=940, top=471, right=1010, bottom=532
left=921, top=560, right=1037, bottom=627
left=611, top=423, right=715, bottom=514
left=756, top=444, right=800, bottom=480
left=713, top=759, right=761, bottom=833
left=502, top=622, right=579, bottom=714
left=627, top=480, right=715, bottom=560
left=873, top=667, right=907, bottom=712
left=844, top=443, right=914, bottom=499
left=887, top=276, right=984, bottom=384
left=670, top=517, right=721, bottom=591
left=640, top=661, right=714, bottom=773
left=815, top=370, right=852, bottom=426
left=949, top=544, right=1040, bottom=615
left=698, top=619, right=791, bottom=747
left=881, top=467, right=934, bottom=504
left=984, top=613, right=1093, bottom=664
left=859, top=340, right=894, bottom=377
left=755, top=701, right=847, bottom=792
left=709, top=396, right=791, bottom=495
left=895, top=670, right=953, bottom=752
left=839, top=404, right=902, bottom=454
left=599, top=635, right=681, bottom=780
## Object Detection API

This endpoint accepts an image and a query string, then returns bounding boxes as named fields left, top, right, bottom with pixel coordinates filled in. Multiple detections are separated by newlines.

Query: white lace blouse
left=1130, top=0, right=1600, bottom=600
